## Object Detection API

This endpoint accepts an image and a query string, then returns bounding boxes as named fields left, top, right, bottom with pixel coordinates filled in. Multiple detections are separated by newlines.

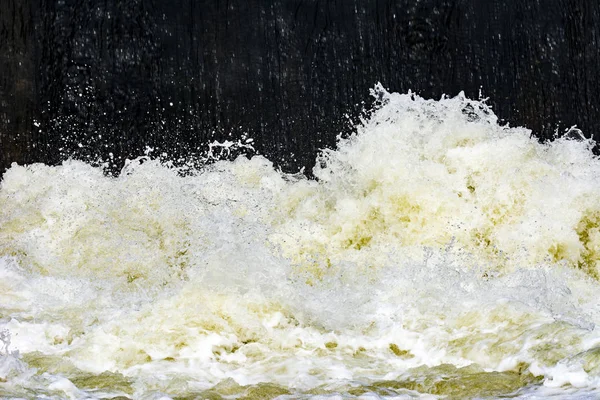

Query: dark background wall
left=1, top=0, right=599, bottom=175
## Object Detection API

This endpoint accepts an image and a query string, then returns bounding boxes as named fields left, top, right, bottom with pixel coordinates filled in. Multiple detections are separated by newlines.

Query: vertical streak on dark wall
left=0, top=0, right=36, bottom=169
left=562, top=0, right=600, bottom=136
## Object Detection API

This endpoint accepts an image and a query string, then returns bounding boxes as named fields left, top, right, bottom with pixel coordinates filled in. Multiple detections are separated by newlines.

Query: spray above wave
left=1, top=86, right=600, bottom=398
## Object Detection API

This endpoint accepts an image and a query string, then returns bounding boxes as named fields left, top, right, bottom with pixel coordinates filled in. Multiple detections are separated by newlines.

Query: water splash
left=1, top=87, right=600, bottom=398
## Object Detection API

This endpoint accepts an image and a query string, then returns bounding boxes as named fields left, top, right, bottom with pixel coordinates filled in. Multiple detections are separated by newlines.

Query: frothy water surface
left=2, top=87, right=600, bottom=399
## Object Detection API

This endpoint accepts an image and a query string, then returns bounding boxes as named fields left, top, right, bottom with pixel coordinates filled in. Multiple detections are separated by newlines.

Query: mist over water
left=2, top=87, right=600, bottom=399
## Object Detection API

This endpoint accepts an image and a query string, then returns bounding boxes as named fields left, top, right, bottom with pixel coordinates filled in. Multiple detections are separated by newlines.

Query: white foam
left=2, top=87, right=600, bottom=398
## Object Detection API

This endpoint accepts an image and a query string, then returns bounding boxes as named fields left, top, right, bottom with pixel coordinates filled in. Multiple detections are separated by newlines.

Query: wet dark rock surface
left=1, top=0, right=599, bottom=174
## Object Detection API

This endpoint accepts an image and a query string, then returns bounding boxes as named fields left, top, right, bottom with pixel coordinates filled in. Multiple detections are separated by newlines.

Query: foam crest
left=274, top=85, right=600, bottom=279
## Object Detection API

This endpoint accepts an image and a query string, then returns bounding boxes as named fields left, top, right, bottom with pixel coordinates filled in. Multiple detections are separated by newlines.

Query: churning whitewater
left=2, top=87, right=600, bottom=399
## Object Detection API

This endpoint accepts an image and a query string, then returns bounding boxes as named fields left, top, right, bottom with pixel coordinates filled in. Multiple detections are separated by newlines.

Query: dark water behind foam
left=2, top=1, right=600, bottom=176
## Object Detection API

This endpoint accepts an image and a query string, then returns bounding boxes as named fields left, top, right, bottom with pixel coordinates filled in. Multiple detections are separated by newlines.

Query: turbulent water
left=2, top=86, right=600, bottom=399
